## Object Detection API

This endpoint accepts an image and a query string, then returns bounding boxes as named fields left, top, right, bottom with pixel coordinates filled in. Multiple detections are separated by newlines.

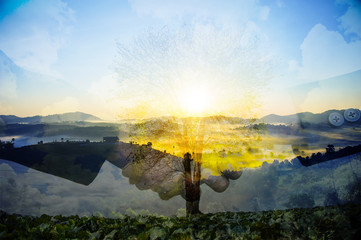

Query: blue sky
left=0, top=0, right=360, bottom=119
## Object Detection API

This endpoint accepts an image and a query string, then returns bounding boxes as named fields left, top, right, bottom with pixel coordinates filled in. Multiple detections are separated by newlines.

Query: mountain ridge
left=0, top=112, right=102, bottom=124
left=260, top=109, right=348, bottom=125
left=1, top=109, right=358, bottom=125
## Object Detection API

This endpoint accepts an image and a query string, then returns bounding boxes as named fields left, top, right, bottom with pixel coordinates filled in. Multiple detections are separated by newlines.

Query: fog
left=1, top=153, right=360, bottom=217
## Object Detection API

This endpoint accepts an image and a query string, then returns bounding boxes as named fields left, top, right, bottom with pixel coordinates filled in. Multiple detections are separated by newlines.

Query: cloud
left=41, top=96, right=80, bottom=116
left=0, top=0, right=74, bottom=76
left=0, top=160, right=183, bottom=216
left=298, top=24, right=361, bottom=80
left=296, top=70, right=361, bottom=113
left=337, top=0, right=361, bottom=38
left=200, top=154, right=361, bottom=212
left=1, top=152, right=361, bottom=216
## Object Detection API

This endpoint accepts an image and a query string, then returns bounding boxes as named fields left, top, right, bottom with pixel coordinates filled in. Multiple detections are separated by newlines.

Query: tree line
left=297, top=144, right=361, bottom=166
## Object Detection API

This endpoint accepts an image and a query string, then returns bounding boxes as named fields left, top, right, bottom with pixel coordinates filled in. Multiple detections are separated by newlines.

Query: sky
left=0, top=0, right=360, bottom=120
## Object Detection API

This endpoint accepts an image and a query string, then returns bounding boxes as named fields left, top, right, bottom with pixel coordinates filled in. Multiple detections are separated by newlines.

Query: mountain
left=261, top=109, right=355, bottom=125
left=39, top=112, right=101, bottom=123
left=201, top=115, right=246, bottom=124
left=261, top=113, right=300, bottom=125
left=2, top=109, right=357, bottom=126
left=134, top=109, right=358, bottom=126
left=0, top=112, right=101, bottom=124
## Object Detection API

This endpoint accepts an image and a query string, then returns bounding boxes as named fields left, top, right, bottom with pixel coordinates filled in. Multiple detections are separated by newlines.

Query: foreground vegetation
left=1, top=204, right=360, bottom=239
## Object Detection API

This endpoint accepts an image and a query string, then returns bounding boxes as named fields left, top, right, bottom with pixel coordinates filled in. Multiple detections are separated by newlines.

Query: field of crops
left=1, top=204, right=360, bottom=239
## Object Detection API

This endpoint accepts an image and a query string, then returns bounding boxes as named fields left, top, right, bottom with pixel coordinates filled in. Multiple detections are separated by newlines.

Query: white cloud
left=2, top=152, right=361, bottom=216
left=337, top=0, right=361, bottom=37
left=41, top=96, right=80, bottom=115
left=299, top=24, right=361, bottom=80
left=0, top=160, right=183, bottom=216
left=0, top=0, right=74, bottom=76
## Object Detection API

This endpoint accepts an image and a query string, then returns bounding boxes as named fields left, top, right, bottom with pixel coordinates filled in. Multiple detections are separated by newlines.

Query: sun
left=178, top=85, right=211, bottom=116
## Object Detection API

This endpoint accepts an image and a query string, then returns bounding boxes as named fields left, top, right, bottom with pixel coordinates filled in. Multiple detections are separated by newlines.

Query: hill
left=143, top=109, right=359, bottom=126
left=261, top=109, right=359, bottom=126
left=0, top=112, right=101, bottom=124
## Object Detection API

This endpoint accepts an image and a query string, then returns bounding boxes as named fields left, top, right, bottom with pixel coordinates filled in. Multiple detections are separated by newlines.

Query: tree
left=0, top=140, right=14, bottom=150
left=183, top=152, right=201, bottom=214
left=114, top=24, right=272, bottom=215
left=326, top=144, right=335, bottom=154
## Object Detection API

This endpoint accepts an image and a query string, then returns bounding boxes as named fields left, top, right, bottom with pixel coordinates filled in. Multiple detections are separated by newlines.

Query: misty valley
left=1, top=110, right=360, bottom=218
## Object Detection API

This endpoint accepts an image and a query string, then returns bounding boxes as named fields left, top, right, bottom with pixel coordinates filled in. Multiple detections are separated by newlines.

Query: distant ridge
left=260, top=109, right=356, bottom=125
left=125, top=109, right=358, bottom=126
left=0, top=112, right=101, bottom=124
left=1, top=109, right=359, bottom=125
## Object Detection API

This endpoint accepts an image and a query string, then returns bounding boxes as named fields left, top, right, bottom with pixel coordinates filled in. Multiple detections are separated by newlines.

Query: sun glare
left=178, top=86, right=211, bottom=116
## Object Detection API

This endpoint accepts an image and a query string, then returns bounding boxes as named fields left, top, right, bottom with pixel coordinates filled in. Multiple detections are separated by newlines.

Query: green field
left=1, top=204, right=360, bottom=239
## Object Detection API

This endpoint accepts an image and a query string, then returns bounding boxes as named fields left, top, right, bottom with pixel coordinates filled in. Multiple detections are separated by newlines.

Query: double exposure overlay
left=0, top=0, right=360, bottom=224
